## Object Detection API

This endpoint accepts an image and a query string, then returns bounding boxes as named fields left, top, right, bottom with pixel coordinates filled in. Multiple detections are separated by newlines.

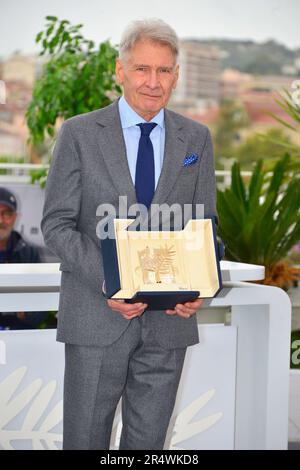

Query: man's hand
left=165, top=298, right=204, bottom=319
left=107, top=299, right=148, bottom=320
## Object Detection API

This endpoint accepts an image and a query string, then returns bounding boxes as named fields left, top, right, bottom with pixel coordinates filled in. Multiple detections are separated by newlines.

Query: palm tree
left=217, top=154, right=300, bottom=289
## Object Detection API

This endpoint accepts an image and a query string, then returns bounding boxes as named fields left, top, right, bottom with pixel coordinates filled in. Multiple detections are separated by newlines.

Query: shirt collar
left=118, top=95, right=165, bottom=130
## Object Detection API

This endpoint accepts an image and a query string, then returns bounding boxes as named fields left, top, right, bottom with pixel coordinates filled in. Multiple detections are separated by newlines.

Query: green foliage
left=217, top=154, right=300, bottom=267
left=199, top=38, right=298, bottom=76
left=232, top=128, right=297, bottom=170
left=0, top=156, right=25, bottom=163
left=26, top=16, right=121, bottom=145
left=271, top=87, right=300, bottom=131
left=291, top=330, right=300, bottom=369
left=30, top=167, right=48, bottom=188
left=244, top=53, right=281, bottom=75
left=264, top=86, right=300, bottom=175
left=0, top=156, right=26, bottom=175
left=213, top=99, right=250, bottom=167
left=38, top=310, right=58, bottom=329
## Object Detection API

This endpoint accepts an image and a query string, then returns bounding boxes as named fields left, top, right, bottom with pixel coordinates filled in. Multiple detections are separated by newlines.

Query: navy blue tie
left=135, top=122, right=157, bottom=209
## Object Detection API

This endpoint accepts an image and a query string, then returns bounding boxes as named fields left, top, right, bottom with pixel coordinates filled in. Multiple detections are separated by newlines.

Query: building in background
left=170, top=40, right=221, bottom=113
left=1, top=53, right=42, bottom=87
left=0, top=54, right=44, bottom=160
left=220, top=68, right=252, bottom=99
left=220, top=70, right=300, bottom=142
left=0, top=80, right=33, bottom=160
left=0, top=46, right=299, bottom=161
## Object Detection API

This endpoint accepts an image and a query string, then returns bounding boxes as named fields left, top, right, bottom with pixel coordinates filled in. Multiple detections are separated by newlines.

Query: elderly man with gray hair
left=41, top=18, right=217, bottom=450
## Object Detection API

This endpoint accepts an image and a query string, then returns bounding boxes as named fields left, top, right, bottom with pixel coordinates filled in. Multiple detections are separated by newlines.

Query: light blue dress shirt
left=118, top=96, right=165, bottom=190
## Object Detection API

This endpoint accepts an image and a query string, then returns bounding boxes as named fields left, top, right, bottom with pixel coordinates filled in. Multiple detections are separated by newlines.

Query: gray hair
left=119, top=18, right=179, bottom=63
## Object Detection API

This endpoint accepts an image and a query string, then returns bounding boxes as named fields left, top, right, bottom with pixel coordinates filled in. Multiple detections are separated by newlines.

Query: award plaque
left=100, top=217, right=223, bottom=310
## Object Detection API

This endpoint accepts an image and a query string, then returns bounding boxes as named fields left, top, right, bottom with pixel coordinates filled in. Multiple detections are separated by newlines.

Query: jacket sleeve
left=193, top=127, right=218, bottom=224
left=41, top=121, right=103, bottom=294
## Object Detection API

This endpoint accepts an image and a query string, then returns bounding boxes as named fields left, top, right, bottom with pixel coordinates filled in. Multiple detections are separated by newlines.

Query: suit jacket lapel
left=95, top=100, right=137, bottom=206
left=95, top=101, right=188, bottom=208
left=152, top=109, right=188, bottom=205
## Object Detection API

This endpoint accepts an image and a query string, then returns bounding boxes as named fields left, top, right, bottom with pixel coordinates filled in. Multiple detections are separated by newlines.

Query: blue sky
left=0, top=0, right=299, bottom=58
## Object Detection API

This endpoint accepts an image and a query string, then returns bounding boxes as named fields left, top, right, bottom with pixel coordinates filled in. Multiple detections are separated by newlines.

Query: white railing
left=0, top=163, right=49, bottom=184
left=0, top=262, right=293, bottom=449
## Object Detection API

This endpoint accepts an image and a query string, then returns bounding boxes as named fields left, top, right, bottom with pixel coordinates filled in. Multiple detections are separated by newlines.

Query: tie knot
left=137, top=122, right=157, bottom=137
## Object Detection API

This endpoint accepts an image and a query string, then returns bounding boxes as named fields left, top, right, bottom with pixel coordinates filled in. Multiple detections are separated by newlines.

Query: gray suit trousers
left=63, top=313, right=187, bottom=450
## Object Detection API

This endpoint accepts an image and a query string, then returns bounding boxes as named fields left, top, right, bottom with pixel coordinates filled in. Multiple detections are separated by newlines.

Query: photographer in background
left=0, top=187, right=48, bottom=329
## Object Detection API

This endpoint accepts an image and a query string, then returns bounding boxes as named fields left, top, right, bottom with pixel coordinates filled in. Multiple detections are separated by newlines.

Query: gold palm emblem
left=137, top=244, right=178, bottom=284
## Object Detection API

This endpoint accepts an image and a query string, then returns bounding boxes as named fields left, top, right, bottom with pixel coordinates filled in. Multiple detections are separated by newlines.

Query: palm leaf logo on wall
left=0, top=367, right=62, bottom=450
left=0, top=369, right=223, bottom=450
left=170, top=389, right=223, bottom=448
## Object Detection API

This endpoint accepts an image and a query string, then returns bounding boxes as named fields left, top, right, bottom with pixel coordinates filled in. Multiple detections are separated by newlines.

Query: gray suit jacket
left=41, top=99, right=216, bottom=349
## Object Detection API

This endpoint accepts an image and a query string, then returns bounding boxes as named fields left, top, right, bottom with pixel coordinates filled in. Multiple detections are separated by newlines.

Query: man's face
left=116, top=39, right=179, bottom=121
left=0, top=203, right=16, bottom=241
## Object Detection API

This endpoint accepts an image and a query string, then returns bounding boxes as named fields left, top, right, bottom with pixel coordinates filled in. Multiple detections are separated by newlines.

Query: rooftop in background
left=179, top=68, right=300, bottom=137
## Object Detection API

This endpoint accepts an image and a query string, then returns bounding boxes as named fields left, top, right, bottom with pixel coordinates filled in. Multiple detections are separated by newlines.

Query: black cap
left=0, top=187, right=17, bottom=211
